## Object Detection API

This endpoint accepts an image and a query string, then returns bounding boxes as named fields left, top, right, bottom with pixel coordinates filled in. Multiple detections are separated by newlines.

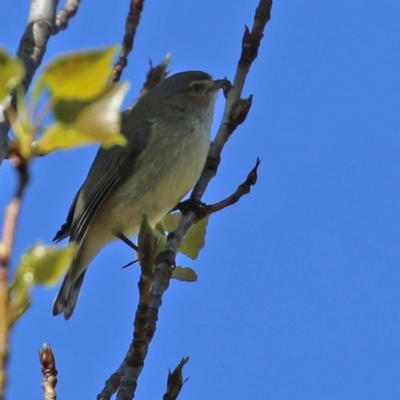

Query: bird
left=52, top=70, right=229, bottom=319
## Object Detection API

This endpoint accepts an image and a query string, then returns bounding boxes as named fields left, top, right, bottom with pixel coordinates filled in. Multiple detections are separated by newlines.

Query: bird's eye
left=191, top=83, right=202, bottom=92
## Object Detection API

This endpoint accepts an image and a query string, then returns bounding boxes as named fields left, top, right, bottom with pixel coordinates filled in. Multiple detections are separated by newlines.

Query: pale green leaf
left=180, top=217, right=209, bottom=260
left=33, top=46, right=119, bottom=101
left=171, top=267, right=197, bottom=282
left=16, top=243, right=76, bottom=286
left=8, top=275, right=32, bottom=325
left=161, top=212, right=183, bottom=232
left=155, top=233, right=167, bottom=255
left=159, top=212, right=208, bottom=259
left=34, top=83, right=128, bottom=153
left=0, top=48, right=25, bottom=101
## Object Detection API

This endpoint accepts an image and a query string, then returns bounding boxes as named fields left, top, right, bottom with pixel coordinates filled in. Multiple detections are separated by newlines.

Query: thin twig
left=124, top=54, right=171, bottom=112
left=39, top=343, right=58, bottom=400
left=115, top=275, right=153, bottom=400
left=193, top=0, right=272, bottom=199
left=109, top=0, right=146, bottom=84
left=97, top=367, right=124, bottom=400
left=139, top=54, right=171, bottom=98
left=202, top=158, right=261, bottom=216
left=163, top=357, right=189, bottom=400
left=0, top=0, right=58, bottom=166
left=0, top=152, right=29, bottom=400
left=52, top=0, right=81, bottom=34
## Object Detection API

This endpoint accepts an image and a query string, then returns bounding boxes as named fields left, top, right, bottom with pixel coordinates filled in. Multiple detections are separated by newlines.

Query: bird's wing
left=53, top=189, right=80, bottom=242
left=54, top=119, right=153, bottom=244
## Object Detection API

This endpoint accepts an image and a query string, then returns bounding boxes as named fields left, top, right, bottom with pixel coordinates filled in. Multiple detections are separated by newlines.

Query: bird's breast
left=97, top=118, right=211, bottom=237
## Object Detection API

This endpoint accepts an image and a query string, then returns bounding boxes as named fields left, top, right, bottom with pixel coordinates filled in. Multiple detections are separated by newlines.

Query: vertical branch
left=0, top=0, right=59, bottom=166
left=109, top=0, right=146, bottom=84
left=0, top=154, right=29, bottom=400
left=193, top=0, right=272, bottom=199
left=39, top=344, right=58, bottom=400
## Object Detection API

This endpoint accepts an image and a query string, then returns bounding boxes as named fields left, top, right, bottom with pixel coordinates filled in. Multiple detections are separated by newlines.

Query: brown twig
left=39, top=343, right=58, bottom=400
left=0, top=152, right=29, bottom=400
left=139, top=54, right=171, bottom=98
left=193, top=0, right=272, bottom=199
left=202, top=158, right=261, bottom=216
left=109, top=0, right=146, bottom=84
left=52, top=0, right=81, bottom=34
left=125, top=54, right=171, bottom=112
left=99, top=221, right=156, bottom=400
left=163, top=358, right=189, bottom=400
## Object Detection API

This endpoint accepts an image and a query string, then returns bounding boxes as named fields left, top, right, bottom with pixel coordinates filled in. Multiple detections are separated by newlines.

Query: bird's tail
left=52, top=234, right=105, bottom=319
left=52, top=269, right=87, bottom=319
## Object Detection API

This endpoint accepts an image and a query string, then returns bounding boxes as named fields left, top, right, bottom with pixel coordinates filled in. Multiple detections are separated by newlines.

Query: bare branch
left=99, top=221, right=156, bottom=400
left=0, top=151, right=29, bottom=399
left=109, top=0, right=146, bottom=84
left=140, top=0, right=272, bottom=389
left=163, top=357, right=189, bottom=400
left=139, top=54, right=171, bottom=98
left=52, top=0, right=81, bottom=34
left=39, top=343, right=58, bottom=400
left=203, top=158, right=261, bottom=216
left=193, top=0, right=272, bottom=199
left=0, top=0, right=59, bottom=166
left=98, top=369, right=123, bottom=400
left=125, top=54, right=171, bottom=112
left=147, top=0, right=272, bottom=345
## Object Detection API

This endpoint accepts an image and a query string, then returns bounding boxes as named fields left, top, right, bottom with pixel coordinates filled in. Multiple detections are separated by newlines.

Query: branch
left=163, top=357, right=189, bottom=400
left=125, top=54, right=171, bottom=113
left=139, top=54, right=170, bottom=98
left=52, top=0, right=81, bottom=34
left=98, top=224, right=156, bottom=400
left=0, top=152, right=29, bottom=399
left=109, top=0, right=146, bottom=84
left=203, top=158, right=261, bottom=216
left=39, top=343, right=58, bottom=400
left=193, top=0, right=272, bottom=198
left=0, top=0, right=58, bottom=166
left=146, top=0, right=272, bottom=358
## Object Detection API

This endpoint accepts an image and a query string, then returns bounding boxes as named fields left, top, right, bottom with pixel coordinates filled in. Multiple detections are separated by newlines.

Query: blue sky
left=1, top=1, right=400, bottom=399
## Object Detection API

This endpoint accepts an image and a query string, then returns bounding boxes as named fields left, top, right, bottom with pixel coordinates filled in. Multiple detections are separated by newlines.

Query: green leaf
left=161, top=212, right=183, bottom=232
left=171, top=267, right=197, bottom=282
left=8, top=276, right=32, bottom=325
left=160, top=212, right=209, bottom=259
left=33, top=46, right=119, bottom=101
left=33, top=83, right=128, bottom=154
left=8, top=243, right=75, bottom=324
left=16, top=243, right=76, bottom=286
left=180, top=217, right=209, bottom=260
left=154, top=222, right=165, bottom=235
left=0, top=48, right=25, bottom=101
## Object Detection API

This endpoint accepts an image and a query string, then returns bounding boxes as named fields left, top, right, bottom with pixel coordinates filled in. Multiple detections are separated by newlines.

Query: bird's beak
left=209, top=78, right=232, bottom=92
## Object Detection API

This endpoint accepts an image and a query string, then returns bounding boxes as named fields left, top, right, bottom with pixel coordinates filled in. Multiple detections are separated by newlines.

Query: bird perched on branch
left=53, top=70, right=230, bottom=319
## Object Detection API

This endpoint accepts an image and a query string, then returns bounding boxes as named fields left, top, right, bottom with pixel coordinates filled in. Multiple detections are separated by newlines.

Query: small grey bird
left=53, top=70, right=229, bottom=319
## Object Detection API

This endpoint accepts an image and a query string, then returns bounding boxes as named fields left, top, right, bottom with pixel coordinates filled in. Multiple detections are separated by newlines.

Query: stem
left=0, top=155, right=29, bottom=400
